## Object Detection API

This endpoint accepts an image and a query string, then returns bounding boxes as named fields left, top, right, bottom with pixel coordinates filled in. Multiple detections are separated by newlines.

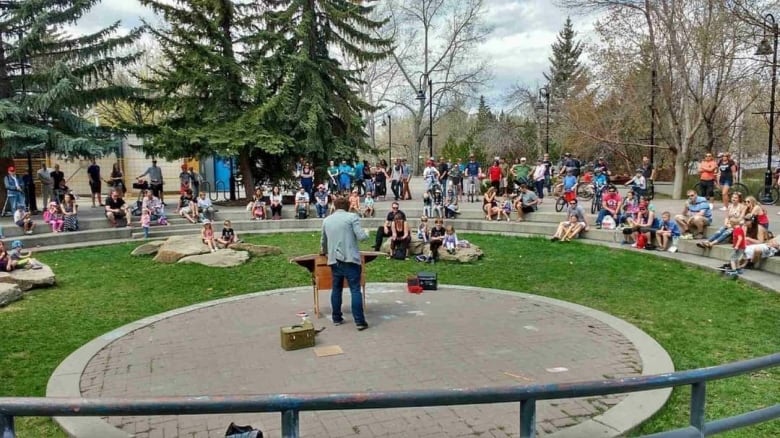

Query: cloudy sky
left=75, top=0, right=598, bottom=111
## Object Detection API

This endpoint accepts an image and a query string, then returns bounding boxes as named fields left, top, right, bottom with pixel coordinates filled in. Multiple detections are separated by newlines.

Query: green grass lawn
left=1, top=233, right=778, bottom=437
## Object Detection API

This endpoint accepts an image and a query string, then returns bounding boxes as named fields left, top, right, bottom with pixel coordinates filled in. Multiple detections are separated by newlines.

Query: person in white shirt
left=196, top=192, right=215, bottom=221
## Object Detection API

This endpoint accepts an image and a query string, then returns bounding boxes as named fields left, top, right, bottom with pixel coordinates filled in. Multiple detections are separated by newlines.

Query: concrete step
left=12, top=227, right=133, bottom=249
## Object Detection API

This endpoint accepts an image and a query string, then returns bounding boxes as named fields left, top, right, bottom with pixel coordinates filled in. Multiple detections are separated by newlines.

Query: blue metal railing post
left=520, top=399, right=536, bottom=438
left=281, top=409, right=299, bottom=438
left=690, top=382, right=706, bottom=436
left=0, top=414, right=15, bottom=438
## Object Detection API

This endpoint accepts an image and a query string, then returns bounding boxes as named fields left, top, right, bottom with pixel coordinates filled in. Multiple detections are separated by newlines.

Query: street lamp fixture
left=416, top=74, right=434, bottom=160
left=755, top=13, right=778, bottom=205
left=538, top=86, right=551, bottom=155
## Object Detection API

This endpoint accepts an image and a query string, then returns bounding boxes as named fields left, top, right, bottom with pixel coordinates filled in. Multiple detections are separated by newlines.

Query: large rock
left=0, top=283, right=22, bottom=307
left=178, top=249, right=250, bottom=267
left=153, top=235, right=211, bottom=263
left=0, top=264, right=57, bottom=291
left=381, top=237, right=483, bottom=263
left=437, top=245, right=484, bottom=263
left=132, top=240, right=165, bottom=256
left=229, top=243, right=282, bottom=257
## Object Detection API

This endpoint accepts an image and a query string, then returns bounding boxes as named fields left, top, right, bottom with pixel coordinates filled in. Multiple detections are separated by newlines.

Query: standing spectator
left=300, top=162, right=315, bottom=200
left=542, top=153, right=553, bottom=195
left=320, top=195, right=369, bottom=330
left=137, top=159, right=164, bottom=202
left=49, top=163, right=65, bottom=203
left=373, top=201, right=405, bottom=251
left=499, top=157, right=511, bottom=195
left=188, top=167, right=201, bottom=198
left=37, top=161, right=54, bottom=208
left=487, top=159, right=502, bottom=193
left=86, top=159, right=102, bottom=208
left=269, top=186, right=283, bottom=219
left=594, top=157, right=611, bottom=175
left=531, top=158, right=546, bottom=200
left=715, top=152, right=737, bottom=211
left=401, top=158, right=413, bottom=200
left=327, top=160, right=339, bottom=193
left=141, top=208, right=151, bottom=239
left=363, top=160, right=375, bottom=196
left=422, top=160, right=440, bottom=193
left=374, top=161, right=389, bottom=200
left=640, top=156, right=654, bottom=181
left=337, top=159, right=352, bottom=193
left=107, top=162, right=126, bottom=195
left=178, top=164, right=191, bottom=196
left=314, top=184, right=330, bottom=218
left=675, top=190, right=712, bottom=238
left=389, top=159, right=402, bottom=201
left=697, top=152, right=717, bottom=200
left=595, top=185, right=622, bottom=229
left=449, top=158, right=463, bottom=201
left=437, top=157, right=450, bottom=195
left=353, top=159, right=365, bottom=195
left=464, top=154, right=482, bottom=202
left=4, top=166, right=26, bottom=212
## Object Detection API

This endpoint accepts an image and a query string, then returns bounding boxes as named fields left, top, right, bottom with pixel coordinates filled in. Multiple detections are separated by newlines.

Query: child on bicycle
left=625, top=169, right=647, bottom=199
left=562, top=169, right=577, bottom=203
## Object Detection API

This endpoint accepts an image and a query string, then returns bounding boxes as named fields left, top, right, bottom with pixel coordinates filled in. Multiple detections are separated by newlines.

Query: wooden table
left=290, top=251, right=384, bottom=317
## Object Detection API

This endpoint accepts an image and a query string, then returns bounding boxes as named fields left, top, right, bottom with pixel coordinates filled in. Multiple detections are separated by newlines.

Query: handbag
left=225, top=422, right=263, bottom=438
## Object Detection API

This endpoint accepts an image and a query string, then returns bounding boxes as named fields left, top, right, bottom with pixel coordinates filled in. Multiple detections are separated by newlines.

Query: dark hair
left=333, top=195, right=350, bottom=211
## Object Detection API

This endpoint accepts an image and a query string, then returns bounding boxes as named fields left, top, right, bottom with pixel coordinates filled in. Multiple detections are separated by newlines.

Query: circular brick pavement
left=51, top=285, right=672, bottom=437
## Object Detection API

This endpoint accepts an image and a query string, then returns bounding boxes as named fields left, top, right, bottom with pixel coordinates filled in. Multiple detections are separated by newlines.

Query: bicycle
left=577, top=183, right=594, bottom=200
left=590, top=185, right=604, bottom=214
left=691, top=181, right=749, bottom=202
left=466, top=175, right=479, bottom=203
left=555, top=190, right=576, bottom=213
left=756, top=185, right=780, bottom=205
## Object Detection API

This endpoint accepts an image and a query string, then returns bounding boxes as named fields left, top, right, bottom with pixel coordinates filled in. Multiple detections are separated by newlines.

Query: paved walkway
left=51, top=285, right=672, bottom=438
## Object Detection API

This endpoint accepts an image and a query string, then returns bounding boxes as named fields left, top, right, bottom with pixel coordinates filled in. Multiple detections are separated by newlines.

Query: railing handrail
left=1, top=353, right=778, bottom=419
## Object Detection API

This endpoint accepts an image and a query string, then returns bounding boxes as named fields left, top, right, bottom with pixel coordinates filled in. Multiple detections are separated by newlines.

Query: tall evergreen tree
left=257, top=0, right=392, bottom=167
left=544, top=17, right=585, bottom=101
left=136, top=0, right=276, bottom=185
left=0, top=0, right=142, bottom=158
left=474, top=95, right=494, bottom=133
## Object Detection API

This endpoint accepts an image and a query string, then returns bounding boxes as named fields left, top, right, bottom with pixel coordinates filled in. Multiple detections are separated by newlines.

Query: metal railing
left=1, top=353, right=778, bottom=438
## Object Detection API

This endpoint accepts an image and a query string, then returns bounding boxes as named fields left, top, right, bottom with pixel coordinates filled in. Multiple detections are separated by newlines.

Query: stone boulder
left=153, top=235, right=211, bottom=263
left=229, top=243, right=282, bottom=257
left=0, top=283, right=22, bottom=307
left=436, top=245, right=484, bottom=263
left=0, top=264, right=56, bottom=291
left=131, top=240, right=165, bottom=256
left=178, top=249, right=250, bottom=267
left=381, top=237, right=483, bottom=263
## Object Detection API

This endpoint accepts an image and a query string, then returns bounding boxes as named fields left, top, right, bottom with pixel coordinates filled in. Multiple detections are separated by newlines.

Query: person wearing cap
left=320, top=194, right=369, bottom=330
left=8, top=240, right=40, bottom=269
left=314, top=184, right=330, bottom=218
left=4, top=166, right=25, bottom=213
left=511, top=157, right=532, bottom=193
left=464, top=154, right=482, bottom=202
left=200, top=219, right=218, bottom=253
left=137, top=159, right=164, bottom=201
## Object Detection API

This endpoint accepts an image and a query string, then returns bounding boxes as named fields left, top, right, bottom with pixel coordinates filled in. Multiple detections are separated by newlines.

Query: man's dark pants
left=330, top=261, right=365, bottom=325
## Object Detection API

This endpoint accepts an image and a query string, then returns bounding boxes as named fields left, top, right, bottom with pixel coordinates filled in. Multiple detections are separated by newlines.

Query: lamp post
left=416, top=74, right=434, bottom=160
left=756, top=13, right=778, bottom=204
left=650, top=68, right=656, bottom=167
left=386, top=115, right=392, bottom=165
left=536, top=86, right=550, bottom=155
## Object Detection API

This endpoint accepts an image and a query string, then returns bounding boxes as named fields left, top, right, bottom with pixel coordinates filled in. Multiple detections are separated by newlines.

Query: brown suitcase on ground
left=280, top=322, right=315, bottom=351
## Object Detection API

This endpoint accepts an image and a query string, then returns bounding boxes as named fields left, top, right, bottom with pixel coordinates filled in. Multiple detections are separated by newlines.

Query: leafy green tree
left=0, top=1, right=142, bottom=158
left=257, top=0, right=392, bottom=173
left=544, top=17, right=585, bottom=101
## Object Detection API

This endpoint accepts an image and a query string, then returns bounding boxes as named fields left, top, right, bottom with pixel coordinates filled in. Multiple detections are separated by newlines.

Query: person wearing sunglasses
left=675, top=190, right=712, bottom=239
left=551, top=198, right=588, bottom=241
left=373, top=202, right=405, bottom=251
